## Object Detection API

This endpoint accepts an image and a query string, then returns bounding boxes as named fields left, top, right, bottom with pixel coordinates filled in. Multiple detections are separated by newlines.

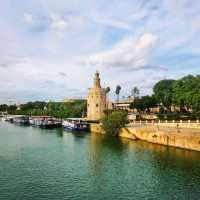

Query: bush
left=101, top=111, right=128, bottom=136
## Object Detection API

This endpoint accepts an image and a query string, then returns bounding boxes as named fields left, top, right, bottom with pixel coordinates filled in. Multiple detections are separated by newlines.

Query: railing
left=127, top=120, right=200, bottom=129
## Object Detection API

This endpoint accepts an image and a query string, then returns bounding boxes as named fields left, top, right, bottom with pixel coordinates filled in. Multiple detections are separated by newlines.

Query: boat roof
left=65, top=118, right=87, bottom=121
left=30, top=116, right=51, bottom=118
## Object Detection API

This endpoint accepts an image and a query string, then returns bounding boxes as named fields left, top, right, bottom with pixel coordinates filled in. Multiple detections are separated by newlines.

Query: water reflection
left=88, top=133, right=133, bottom=177
left=1, top=122, right=200, bottom=200
left=122, top=138, right=200, bottom=165
left=86, top=133, right=200, bottom=199
left=88, top=133, right=200, bottom=177
left=55, top=128, right=63, bottom=137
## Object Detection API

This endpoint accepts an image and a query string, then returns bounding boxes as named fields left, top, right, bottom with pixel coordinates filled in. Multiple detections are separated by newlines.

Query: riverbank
left=90, top=123, right=200, bottom=152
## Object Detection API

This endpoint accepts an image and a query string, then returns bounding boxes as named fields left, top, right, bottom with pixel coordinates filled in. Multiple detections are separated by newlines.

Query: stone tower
left=87, top=71, right=107, bottom=121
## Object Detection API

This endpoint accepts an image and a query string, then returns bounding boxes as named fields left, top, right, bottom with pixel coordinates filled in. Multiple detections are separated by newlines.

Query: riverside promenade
left=90, top=120, right=200, bottom=152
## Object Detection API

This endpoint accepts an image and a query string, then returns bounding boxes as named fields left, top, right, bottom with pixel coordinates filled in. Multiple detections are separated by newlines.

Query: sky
left=0, top=0, right=200, bottom=104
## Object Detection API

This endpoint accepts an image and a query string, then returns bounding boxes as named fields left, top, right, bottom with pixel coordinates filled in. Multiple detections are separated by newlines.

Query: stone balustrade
left=128, top=120, right=200, bottom=129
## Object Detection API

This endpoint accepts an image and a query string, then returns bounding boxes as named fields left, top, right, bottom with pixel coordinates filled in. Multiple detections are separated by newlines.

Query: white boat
left=29, top=117, right=62, bottom=128
left=62, top=118, right=89, bottom=132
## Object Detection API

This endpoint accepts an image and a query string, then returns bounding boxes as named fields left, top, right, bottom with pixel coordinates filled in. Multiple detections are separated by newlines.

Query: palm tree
left=105, top=87, right=111, bottom=94
left=131, top=87, right=140, bottom=98
left=115, top=85, right=121, bottom=103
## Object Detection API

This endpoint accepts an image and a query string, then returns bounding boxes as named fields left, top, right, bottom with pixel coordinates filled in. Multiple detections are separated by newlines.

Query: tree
left=130, top=98, right=144, bottom=112
left=7, top=105, right=17, bottom=114
left=152, top=75, right=200, bottom=114
left=142, top=95, right=158, bottom=112
left=0, top=104, right=8, bottom=112
left=131, top=87, right=140, bottom=98
left=172, top=75, right=200, bottom=112
left=115, top=85, right=121, bottom=103
left=3, top=100, right=87, bottom=118
left=105, top=87, right=111, bottom=94
left=101, top=110, right=128, bottom=136
left=153, top=79, right=175, bottom=111
left=130, top=95, right=158, bottom=113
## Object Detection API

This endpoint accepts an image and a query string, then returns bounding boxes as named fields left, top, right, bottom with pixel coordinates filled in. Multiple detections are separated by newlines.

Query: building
left=63, top=97, right=86, bottom=103
left=87, top=71, right=107, bottom=121
left=113, top=98, right=134, bottom=111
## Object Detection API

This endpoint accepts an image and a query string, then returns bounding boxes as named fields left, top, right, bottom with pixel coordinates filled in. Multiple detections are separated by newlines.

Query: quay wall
left=90, top=123, right=200, bottom=152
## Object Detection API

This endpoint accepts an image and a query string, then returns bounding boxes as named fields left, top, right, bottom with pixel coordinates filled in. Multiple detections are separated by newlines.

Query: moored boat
left=13, top=116, right=30, bottom=125
left=39, top=119, right=62, bottom=129
left=62, top=118, right=89, bottom=132
left=5, top=116, right=14, bottom=123
left=29, top=116, right=62, bottom=129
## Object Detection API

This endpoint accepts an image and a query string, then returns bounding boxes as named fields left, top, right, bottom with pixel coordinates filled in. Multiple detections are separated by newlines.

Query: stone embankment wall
left=90, top=123, right=200, bottom=152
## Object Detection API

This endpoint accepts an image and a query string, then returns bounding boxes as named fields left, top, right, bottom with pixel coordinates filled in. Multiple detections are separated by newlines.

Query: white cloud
left=51, top=18, right=68, bottom=31
left=83, top=33, right=158, bottom=69
left=91, top=15, right=131, bottom=30
left=1, top=0, right=200, bottom=103
left=24, top=13, right=33, bottom=24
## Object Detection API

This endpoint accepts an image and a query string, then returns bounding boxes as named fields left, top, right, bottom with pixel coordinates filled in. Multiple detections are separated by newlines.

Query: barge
left=62, top=118, right=89, bottom=132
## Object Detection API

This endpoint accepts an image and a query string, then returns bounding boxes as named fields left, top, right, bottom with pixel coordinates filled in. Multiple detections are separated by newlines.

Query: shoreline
left=90, top=123, right=200, bottom=152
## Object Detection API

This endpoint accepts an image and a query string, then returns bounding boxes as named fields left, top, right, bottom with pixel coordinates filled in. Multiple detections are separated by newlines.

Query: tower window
left=96, top=104, right=99, bottom=107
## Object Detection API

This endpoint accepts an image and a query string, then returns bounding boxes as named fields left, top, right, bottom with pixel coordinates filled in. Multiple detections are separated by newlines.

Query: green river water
left=0, top=121, right=200, bottom=200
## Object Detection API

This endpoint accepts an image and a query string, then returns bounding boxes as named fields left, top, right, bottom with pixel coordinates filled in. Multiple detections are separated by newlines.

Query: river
left=0, top=121, right=200, bottom=200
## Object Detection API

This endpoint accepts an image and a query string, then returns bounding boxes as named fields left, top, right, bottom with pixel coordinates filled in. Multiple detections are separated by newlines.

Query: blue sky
left=0, top=0, right=200, bottom=103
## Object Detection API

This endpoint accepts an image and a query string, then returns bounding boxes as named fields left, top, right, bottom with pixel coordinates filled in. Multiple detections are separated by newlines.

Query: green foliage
left=101, top=110, right=128, bottom=136
left=153, top=75, right=200, bottom=115
left=131, top=87, right=140, bottom=98
left=153, top=79, right=175, bottom=111
left=0, top=100, right=87, bottom=118
left=115, top=85, right=121, bottom=102
left=130, top=95, right=158, bottom=113
left=115, top=85, right=121, bottom=95
left=172, top=75, right=200, bottom=112
left=0, top=104, right=9, bottom=112
left=0, top=104, right=17, bottom=114
left=105, top=87, right=111, bottom=94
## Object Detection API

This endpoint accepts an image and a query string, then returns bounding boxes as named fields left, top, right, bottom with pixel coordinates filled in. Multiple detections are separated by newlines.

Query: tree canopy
left=101, top=110, right=128, bottom=136
left=115, top=85, right=121, bottom=102
left=105, top=87, right=111, bottom=94
left=153, top=79, right=175, bottom=111
left=130, top=95, right=158, bottom=113
left=131, top=87, right=140, bottom=98
left=153, top=75, right=200, bottom=113
left=0, top=100, right=87, bottom=118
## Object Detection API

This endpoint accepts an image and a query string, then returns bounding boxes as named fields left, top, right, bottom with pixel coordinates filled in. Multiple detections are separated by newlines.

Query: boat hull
left=63, top=126, right=88, bottom=132
left=13, top=121, right=29, bottom=126
left=40, top=123, right=62, bottom=129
